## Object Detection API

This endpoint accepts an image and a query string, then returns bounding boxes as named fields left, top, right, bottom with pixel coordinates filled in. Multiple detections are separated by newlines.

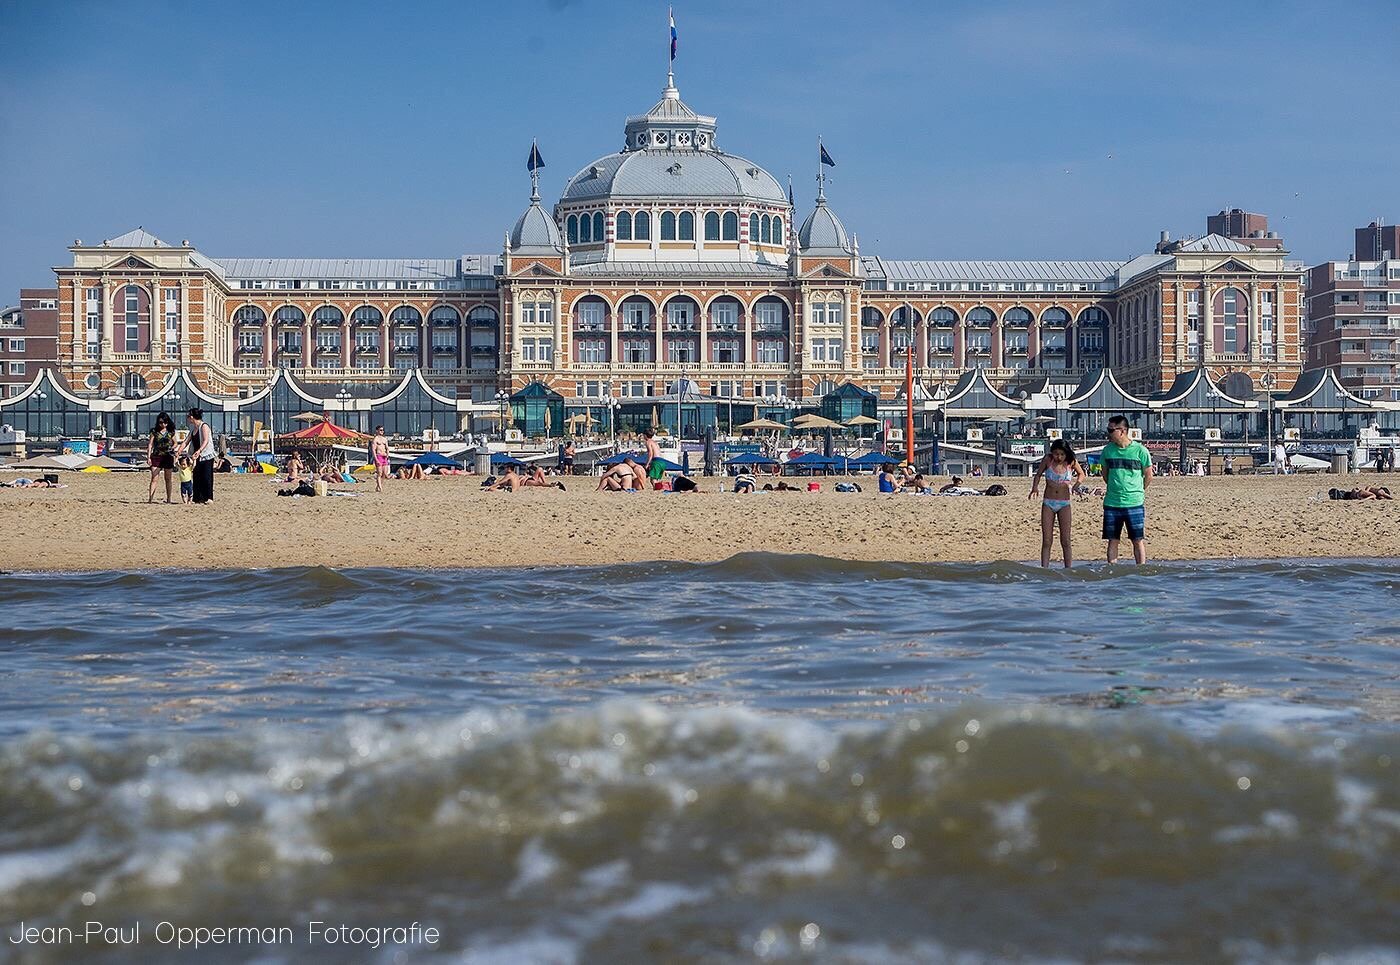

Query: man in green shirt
left=1100, top=415, right=1153, bottom=564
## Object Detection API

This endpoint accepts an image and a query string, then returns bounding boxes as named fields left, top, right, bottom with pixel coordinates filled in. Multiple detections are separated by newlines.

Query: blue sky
left=1, top=0, right=1397, bottom=299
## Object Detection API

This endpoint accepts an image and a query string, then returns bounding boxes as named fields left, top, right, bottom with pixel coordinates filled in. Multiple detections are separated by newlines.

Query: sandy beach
left=1, top=471, right=1396, bottom=571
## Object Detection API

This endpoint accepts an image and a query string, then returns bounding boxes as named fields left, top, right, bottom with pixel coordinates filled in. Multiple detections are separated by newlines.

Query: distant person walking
left=1030, top=439, right=1087, bottom=568
left=146, top=411, right=177, bottom=503
left=180, top=407, right=216, bottom=504
left=1273, top=441, right=1291, bottom=474
left=371, top=425, right=390, bottom=493
left=1101, top=415, right=1152, bottom=564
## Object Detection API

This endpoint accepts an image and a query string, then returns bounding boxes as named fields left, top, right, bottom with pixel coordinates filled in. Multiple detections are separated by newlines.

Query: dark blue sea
left=1, top=556, right=1398, bottom=963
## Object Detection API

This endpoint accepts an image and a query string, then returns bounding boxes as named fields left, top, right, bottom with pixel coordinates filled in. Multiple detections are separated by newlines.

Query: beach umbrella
left=277, top=419, right=368, bottom=444
left=79, top=464, right=110, bottom=473
left=406, top=452, right=463, bottom=470
left=844, top=415, right=880, bottom=427
left=651, top=405, right=661, bottom=429
left=793, top=413, right=844, bottom=431
left=6, top=455, right=73, bottom=471
left=736, top=418, right=789, bottom=431
left=292, top=411, right=326, bottom=423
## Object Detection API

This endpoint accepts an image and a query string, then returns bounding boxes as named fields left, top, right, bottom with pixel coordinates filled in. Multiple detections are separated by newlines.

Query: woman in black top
left=180, top=407, right=216, bottom=504
left=146, top=411, right=177, bottom=504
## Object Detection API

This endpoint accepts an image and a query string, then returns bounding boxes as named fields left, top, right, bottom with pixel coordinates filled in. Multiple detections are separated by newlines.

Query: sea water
left=1, top=556, right=1397, bottom=962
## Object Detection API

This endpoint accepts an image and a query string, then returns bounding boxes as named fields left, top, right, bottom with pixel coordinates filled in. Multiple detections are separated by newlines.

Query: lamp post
left=495, top=389, right=510, bottom=441
left=1260, top=371, right=1276, bottom=473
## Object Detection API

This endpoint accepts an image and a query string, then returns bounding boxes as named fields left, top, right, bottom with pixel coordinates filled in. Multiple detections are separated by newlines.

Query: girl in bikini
left=1030, top=439, right=1087, bottom=569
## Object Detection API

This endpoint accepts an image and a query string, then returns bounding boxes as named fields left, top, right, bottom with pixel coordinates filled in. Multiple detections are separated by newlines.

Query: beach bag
left=984, top=484, right=1008, bottom=496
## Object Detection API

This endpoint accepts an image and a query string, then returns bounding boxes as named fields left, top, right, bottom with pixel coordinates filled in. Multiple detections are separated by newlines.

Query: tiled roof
left=212, top=257, right=499, bottom=280
left=101, top=228, right=171, bottom=248
left=570, top=260, right=789, bottom=277
left=864, top=257, right=1122, bottom=283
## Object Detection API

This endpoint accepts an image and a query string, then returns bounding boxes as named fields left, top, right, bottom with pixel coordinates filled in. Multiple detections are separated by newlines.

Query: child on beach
left=177, top=456, right=195, bottom=503
left=1029, top=439, right=1087, bottom=568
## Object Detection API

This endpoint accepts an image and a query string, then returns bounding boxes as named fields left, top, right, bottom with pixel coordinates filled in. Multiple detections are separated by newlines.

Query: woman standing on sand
left=146, top=411, right=177, bottom=503
left=180, top=407, right=217, bottom=504
left=372, top=426, right=390, bottom=493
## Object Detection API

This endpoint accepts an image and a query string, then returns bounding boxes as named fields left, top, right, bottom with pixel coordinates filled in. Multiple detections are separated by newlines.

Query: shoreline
left=2, top=473, right=1397, bottom=573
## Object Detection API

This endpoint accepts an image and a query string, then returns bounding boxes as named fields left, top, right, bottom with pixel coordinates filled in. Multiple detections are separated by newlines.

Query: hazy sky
left=2, top=0, right=1397, bottom=299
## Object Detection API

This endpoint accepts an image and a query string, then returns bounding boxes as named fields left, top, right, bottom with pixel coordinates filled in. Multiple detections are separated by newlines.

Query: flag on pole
left=669, top=8, right=677, bottom=61
left=787, top=176, right=795, bottom=208
left=527, top=142, right=545, bottom=172
left=819, top=142, right=836, bottom=167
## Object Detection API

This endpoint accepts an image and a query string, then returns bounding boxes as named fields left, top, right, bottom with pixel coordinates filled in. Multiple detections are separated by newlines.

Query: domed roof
left=798, top=197, right=852, bottom=254
left=559, top=84, right=787, bottom=205
left=509, top=193, right=563, bottom=254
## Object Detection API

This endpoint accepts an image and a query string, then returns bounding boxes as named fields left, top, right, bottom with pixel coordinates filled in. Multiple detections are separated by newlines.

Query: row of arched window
left=232, top=305, right=500, bottom=329
left=566, top=210, right=785, bottom=245
left=862, top=306, right=1111, bottom=327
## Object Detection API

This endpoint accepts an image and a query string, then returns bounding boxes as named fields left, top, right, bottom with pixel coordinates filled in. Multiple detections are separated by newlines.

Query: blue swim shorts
left=1102, top=504, right=1145, bottom=541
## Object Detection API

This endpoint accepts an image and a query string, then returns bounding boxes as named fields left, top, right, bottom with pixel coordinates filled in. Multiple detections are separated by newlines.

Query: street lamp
left=495, top=389, right=510, bottom=441
left=1260, top=371, right=1277, bottom=472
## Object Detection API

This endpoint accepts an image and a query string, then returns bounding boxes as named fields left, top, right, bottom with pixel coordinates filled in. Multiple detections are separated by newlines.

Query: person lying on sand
left=1329, top=486, right=1393, bottom=500
left=486, top=466, right=522, bottom=492
left=597, top=458, right=646, bottom=492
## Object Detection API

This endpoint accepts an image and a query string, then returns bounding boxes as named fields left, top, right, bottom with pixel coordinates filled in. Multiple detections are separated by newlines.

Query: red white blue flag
left=669, top=9, right=677, bottom=62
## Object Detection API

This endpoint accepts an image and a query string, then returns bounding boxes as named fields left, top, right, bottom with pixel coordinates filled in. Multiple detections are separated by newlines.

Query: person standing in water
left=1029, top=439, right=1087, bottom=568
left=1100, top=415, right=1153, bottom=564
left=371, top=425, right=390, bottom=493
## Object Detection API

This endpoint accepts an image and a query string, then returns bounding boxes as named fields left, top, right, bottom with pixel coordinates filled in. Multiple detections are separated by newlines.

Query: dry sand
left=1, top=471, right=1397, bottom=572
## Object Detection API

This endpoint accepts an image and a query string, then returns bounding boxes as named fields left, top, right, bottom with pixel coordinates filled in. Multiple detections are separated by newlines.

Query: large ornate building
left=45, top=73, right=1306, bottom=419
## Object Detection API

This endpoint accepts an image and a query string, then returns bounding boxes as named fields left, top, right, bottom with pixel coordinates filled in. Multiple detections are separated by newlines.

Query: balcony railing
left=574, top=322, right=606, bottom=332
left=664, top=322, right=698, bottom=333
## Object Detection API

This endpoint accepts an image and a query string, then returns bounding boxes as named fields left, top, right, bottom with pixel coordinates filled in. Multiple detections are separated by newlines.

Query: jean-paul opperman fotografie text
left=7, top=920, right=441, bottom=950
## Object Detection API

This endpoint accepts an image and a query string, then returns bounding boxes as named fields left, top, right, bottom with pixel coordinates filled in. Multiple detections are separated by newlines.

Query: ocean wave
left=2, top=702, right=1396, bottom=961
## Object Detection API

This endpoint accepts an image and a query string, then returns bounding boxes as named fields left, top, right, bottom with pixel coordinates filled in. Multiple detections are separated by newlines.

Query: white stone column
left=100, top=278, right=114, bottom=356
left=179, top=279, right=190, bottom=364
left=1247, top=282, right=1260, bottom=360
left=1201, top=286, right=1214, bottom=364
left=698, top=295, right=709, bottom=365
left=1174, top=282, right=1185, bottom=364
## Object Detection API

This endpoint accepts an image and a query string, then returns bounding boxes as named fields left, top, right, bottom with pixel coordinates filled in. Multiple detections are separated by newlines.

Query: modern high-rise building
left=1304, top=222, right=1400, bottom=401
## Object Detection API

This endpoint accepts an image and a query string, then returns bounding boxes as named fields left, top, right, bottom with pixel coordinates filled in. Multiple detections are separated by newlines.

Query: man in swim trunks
left=371, top=425, right=390, bottom=493
left=642, top=427, right=663, bottom=483
left=1100, top=415, right=1152, bottom=564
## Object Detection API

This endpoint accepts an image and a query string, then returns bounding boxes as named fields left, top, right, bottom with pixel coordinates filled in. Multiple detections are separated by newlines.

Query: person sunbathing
left=1330, top=486, right=1393, bottom=500
left=487, top=466, right=522, bottom=492
left=398, top=464, right=427, bottom=481
left=597, top=457, right=646, bottom=492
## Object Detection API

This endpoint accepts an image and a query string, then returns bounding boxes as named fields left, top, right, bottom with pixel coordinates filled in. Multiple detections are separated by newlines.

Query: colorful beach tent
left=406, top=452, right=463, bottom=469
left=277, top=419, right=367, bottom=444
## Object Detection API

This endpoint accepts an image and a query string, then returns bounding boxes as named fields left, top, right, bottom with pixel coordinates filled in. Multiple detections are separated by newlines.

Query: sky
left=1, top=0, right=1398, bottom=299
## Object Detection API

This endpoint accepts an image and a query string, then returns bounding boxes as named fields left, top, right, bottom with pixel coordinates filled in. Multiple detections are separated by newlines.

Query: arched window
left=566, top=215, right=578, bottom=244
left=234, top=305, right=266, bottom=326
left=722, top=212, right=738, bottom=240
left=468, top=306, right=498, bottom=326
left=772, top=216, right=783, bottom=244
left=430, top=306, right=459, bottom=326
left=661, top=211, right=677, bottom=240
left=579, top=213, right=592, bottom=244
left=1004, top=307, right=1032, bottom=326
left=391, top=306, right=422, bottom=326
left=760, top=214, right=772, bottom=244
left=616, top=211, right=632, bottom=241
left=704, top=211, right=720, bottom=241
left=1041, top=307, right=1070, bottom=327
left=592, top=212, right=605, bottom=242
left=749, top=213, right=759, bottom=241
left=1215, top=286, right=1246, bottom=354
left=813, top=379, right=837, bottom=397
left=1078, top=307, right=1109, bottom=326
left=634, top=211, right=651, bottom=240
left=967, top=307, right=996, bottom=326
left=275, top=305, right=305, bottom=326
left=860, top=307, right=885, bottom=326
left=678, top=211, right=694, bottom=240
left=352, top=305, right=383, bottom=326
left=931, top=307, right=957, bottom=326
left=313, top=305, right=343, bottom=327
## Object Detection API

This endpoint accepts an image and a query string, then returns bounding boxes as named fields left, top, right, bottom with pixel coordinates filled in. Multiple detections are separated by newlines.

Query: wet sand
left=1, top=471, right=1396, bottom=572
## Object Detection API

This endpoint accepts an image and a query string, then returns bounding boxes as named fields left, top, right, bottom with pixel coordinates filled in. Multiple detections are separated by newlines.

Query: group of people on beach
left=145, top=408, right=217, bottom=505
